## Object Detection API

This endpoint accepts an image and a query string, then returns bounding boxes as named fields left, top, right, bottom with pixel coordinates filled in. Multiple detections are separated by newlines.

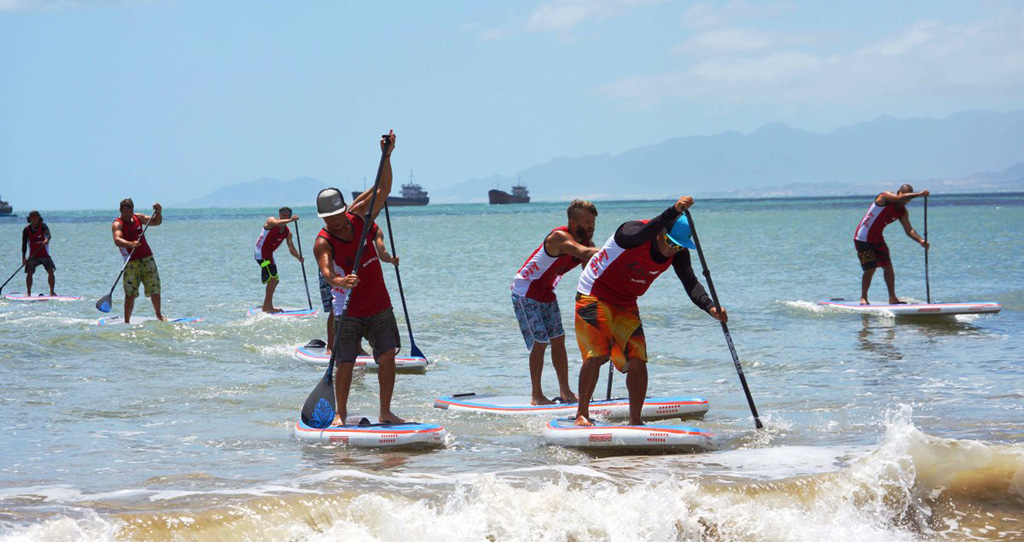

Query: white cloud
left=674, top=28, right=778, bottom=54
left=465, top=0, right=662, bottom=42
left=598, top=8, right=1024, bottom=111
left=681, top=1, right=796, bottom=29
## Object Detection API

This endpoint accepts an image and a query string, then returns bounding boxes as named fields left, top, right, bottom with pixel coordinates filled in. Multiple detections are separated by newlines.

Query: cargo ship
left=351, top=172, right=429, bottom=206
left=0, top=195, right=13, bottom=216
left=488, top=182, right=530, bottom=205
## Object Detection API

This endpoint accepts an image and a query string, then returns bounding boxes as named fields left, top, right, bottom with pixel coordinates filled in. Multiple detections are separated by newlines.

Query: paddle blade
left=300, top=370, right=337, bottom=429
left=305, top=338, right=327, bottom=348
left=410, top=343, right=426, bottom=360
left=96, top=294, right=113, bottom=313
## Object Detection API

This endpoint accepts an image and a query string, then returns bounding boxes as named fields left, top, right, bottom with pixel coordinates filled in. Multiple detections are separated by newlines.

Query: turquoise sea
left=1, top=194, right=1022, bottom=541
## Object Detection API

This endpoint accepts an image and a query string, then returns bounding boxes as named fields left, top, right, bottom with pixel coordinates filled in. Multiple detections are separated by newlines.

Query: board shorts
left=511, top=293, right=564, bottom=350
left=257, top=259, right=278, bottom=284
left=25, top=256, right=56, bottom=274
left=574, top=293, right=647, bottom=372
left=855, top=240, right=891, bottom=270
left=318, top=271, right=333, bottom=313
left=332, top=307, right=401, bottom=363
left=123, top=256, right=161, bottom=298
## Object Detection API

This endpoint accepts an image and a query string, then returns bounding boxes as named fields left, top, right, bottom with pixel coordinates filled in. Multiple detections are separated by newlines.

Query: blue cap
left=665, top=215, right=696, bottom=250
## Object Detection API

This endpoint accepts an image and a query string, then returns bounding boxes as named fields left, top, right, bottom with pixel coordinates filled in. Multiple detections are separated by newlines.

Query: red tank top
left=511, top=226, right=582, bottom=302
left=115, top=214, right=153, bottom=261
left=24, top=225, right=49, bottom=258
left=317, top=213, right=391, bottom=317
left=854, top=194, right=905, bottom=244
left=577, top=220, right=673, bottom=307
left=254, top=225, right=288, bottom=261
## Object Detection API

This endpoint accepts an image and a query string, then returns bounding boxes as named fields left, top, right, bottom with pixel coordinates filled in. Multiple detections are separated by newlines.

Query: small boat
left=488, top=182, right=530, bottom=204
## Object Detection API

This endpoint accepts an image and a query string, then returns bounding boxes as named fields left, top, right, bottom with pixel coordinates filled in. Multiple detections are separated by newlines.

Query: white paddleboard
left=819, top=299, right=1001, bottom=316
left=293, top=345, right=428, bottom=374
left=434, top=393, right=708, bottom=421
left=4, top=294, right=82, bottom=301
left=543, top=418, right=713, bottom=453
left=248, top=306, right=317, bottom=317
left=97, top=316, right=205, bottom=326
left=293, top=416, right=447, bottom=448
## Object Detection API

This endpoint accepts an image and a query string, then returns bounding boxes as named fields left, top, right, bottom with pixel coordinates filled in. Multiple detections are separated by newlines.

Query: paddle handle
left=382, top=202, right=424, bottom=359
left=924, top=196, right=930, bottom=303
left=294, top=219, right=314, bottom=311
left=684, top=208, right=763, bottom=429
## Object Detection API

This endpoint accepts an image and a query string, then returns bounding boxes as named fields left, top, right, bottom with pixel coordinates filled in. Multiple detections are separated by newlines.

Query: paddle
left=0, top=263, right=26, bottom=295
left=96, top=211, right=155, bottom=313
left=605, top=358, right=614, bottom=401
left=382, top=202, right=426, bottom=359
left=924, top=196, right=931, bottom=304
left=294, top=219, right=314, bottom=311
left=684, top=208, right=764, bottom=430
left=301, top=133, right=391, bottom=429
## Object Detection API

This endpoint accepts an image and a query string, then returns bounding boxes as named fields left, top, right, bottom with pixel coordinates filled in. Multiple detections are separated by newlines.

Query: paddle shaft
left=606, top=357, right=614, bottom=401
left=684, top=208, right=763, bottom=429
left=107, top=214, right=155, bottom=297
left=382, top=202, right=424, bottom=358
left=294, top=219, right=314, bottom=311
left=0, top=263, right=26, bottom=294
left=924, top=196, right=931, bottom=303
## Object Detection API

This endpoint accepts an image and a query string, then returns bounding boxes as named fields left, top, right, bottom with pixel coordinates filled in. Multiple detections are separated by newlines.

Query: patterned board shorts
left=25, top=257, right=56, bottom=274
left=257, top=259, right=279, bottom=284
left=574, top=293, right=647, bottom=372
left=318, top=271, right=333, bottom=313
left=512, top=293, right=565, bottom=350
left=123, top=256, right=161, bottom=298
left=332, top=307, right=401, bottom=363
left=855, top=240, right=891, bottom=271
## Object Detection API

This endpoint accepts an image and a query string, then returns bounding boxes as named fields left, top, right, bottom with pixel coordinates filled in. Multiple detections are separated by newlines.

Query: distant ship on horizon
left=0, top=195, right=13, bottom=216
left=488, top=181, right=530, bottom=205
left=351, top=171, right=429, bottom=207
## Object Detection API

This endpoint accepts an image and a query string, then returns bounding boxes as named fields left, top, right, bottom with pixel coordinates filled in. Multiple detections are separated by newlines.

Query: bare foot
left=531, top=395, right=554, bottom=406
left=330, top=413, right=347, bottom=427
left=559, top=390, right=579, bottom=403
left=379, top=411, right=405, bottom=424
left=325, top=349, right=332, bottom=357
left=263, top=306, right=283, bottom=314
left=889, top=299, right=906, bottom=305
left=155, top=315, right=166, bottom=321
left=574, top=414, right=594, bottom=426
left=628, top=419, right=645, bottom=426
left=859, top=298, right=869, bottom=305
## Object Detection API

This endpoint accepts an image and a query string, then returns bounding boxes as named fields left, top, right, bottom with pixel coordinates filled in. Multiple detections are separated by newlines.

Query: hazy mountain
left=183, top=177, right=329, bottom=208
left=434, top=109, right=1024, bottom=202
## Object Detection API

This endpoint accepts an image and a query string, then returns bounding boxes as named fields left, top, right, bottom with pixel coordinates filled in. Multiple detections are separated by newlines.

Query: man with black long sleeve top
left=574, top=196, right=727, bottom=426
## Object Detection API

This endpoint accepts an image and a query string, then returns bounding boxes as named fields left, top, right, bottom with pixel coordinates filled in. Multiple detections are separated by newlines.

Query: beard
left=574, top=226, right=592, bottom=245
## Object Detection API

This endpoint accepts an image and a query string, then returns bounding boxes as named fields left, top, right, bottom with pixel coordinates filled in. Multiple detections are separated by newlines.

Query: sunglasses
left=663, top=233, right=685, bottom=250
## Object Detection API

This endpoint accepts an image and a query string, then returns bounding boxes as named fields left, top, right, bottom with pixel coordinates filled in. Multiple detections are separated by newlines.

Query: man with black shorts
left=254, top=207, right=303, bottom=313
left=313, top=131, right=402, bottom=426
left=22, top=210, right=56, bottom=296
left=853, top=185, right=930, bottom=305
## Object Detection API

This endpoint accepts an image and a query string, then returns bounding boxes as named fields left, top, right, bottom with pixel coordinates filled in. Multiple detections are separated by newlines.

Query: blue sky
left=2, top=0, right=1022, bottom=210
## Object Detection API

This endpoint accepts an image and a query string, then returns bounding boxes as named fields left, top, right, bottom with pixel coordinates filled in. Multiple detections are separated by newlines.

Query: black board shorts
left=332, top=307, right=401, bottom=363
left=25, top=257, right=56, bottom=274
left=855, top=240, right=891, bottom=270
left=257, top=259, right=278, bottom=284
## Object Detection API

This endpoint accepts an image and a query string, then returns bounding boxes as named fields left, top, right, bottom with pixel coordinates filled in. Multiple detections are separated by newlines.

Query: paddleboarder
left=573, top=196, right=727, bottom=426
left=317, top=227, right=397, bottom=357
left=111, top=199, right=163, bottom=323
left=22, top=210, right=57, bottom=296
left=254, top=207, right=303, bottom=313
left=313, top=131, right=403, bottom=425
left=510, top=199, right=599, bottom=405
left=854, top=185, right=930, bottom=305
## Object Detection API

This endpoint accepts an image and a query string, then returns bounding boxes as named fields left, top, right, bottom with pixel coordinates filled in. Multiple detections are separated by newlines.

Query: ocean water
left=0, top=194, right=1022, bottom=541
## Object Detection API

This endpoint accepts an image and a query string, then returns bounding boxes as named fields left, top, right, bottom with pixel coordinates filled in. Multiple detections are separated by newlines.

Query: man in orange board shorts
left=574, top=196, right=727, bottom=426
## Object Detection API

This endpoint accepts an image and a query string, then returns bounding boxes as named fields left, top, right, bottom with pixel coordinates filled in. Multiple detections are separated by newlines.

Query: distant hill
left=183, top=177, right=328, bottom=208
left=433, top=109, right=1024, bottom=202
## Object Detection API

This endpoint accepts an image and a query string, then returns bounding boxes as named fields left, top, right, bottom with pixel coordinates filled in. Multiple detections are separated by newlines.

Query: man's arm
left=42, top=224, right=50, bottom=245
left=111, top=220, right=134, bottom=249
left=879, top=190, right=929, bottom=205
left=899, top=213, right=929, bottom=249
left=285, top=231, right=303, bottom=262
left=614, top=197, right=693, bottom=249
left=671, top=250, right=728, bottom=322
left=546, top=230, right=597, bottom=261
left=266, top=215, right=298, bottom=229
left=21, top=228, right=28, bottom=260
left=314, top=237, right=358, bottom=289
left=373, top=228, right=397, bottom=265
left=349, top=132, right=397, bottom=224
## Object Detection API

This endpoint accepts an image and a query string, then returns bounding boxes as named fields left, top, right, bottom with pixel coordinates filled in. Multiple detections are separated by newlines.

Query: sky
left=2, top=0, right=1023, bottom=210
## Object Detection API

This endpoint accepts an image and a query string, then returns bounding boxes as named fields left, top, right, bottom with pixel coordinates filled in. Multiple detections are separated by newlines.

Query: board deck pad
left=248, top=307, right=317, bottom=317
left=97, top=316, right=205, bottom=326
left=293, top=416, right=447, bottom=448
left=434, top=393, right=709, bottom=421
left=4, top=294, right=82, bottom=301
left=543, top=418, right=713, bottom=452
left=293, top=346, right=428, bottom=374
left=819, top=299, right=1001, bottom=316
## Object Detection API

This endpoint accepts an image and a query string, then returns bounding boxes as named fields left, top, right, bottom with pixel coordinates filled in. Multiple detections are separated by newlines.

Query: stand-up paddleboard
left=544, top=419, right=713, bottom=453
left=97, top=316, right=205, bottom=326
left=293, top=416, right=447, bottom=448
left=819, top=299, right=1001, bottom=316
left=293, top=345, right=428, bottom=374
left=248, top=306, right=317, bottom=317
left=4, top=294, right=82, bottom=301
left=434, top=393, right=709, bottom=421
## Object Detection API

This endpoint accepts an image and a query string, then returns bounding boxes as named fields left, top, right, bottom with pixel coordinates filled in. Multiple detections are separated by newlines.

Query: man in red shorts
left=853, top=184, right=930, bottom=305
left=574, top=196, right=727, bottom=426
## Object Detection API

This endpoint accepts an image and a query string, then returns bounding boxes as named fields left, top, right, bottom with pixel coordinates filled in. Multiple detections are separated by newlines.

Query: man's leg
left=330, top=362, right=354, bottom=426
left=262, top=278, right=279, bottom=312
left=124, top=295, right=135, bottom=323
left=529, top=341, right=551, bottom=405
left=376, top=349, right=404, bottom=423
left=882, top=265, right=899, bottom=304
left=625, top=360, right=648, bottom=426
left=47, top=269, right=56, bottom=296
left=25, top=269, right=33, bottom=296
left=859, top=268, right=876, bottom=305
left=549, top=335, right=577, bottom=403
left=326, top=313, right=335, bottom=356
left=575, top=355, right=607, bottom=425
left=151, top=294, right=164, bottom=320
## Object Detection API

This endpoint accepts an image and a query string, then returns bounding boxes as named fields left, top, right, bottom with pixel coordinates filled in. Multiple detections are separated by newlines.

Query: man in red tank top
left=22, top=210, right=56, bottom=296
left=510, top=200, right=599, bottom=405
left=313, top=131, right=403, bottom=426
left=853, top=184, right=930, bottom=305
left=111, top=198, right=163, bottom=323
left=254, top=207, right=303, bottom=313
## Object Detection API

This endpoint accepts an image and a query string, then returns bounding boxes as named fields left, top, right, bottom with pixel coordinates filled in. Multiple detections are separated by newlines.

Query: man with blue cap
left=574, top=196, right=727, bottom=426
